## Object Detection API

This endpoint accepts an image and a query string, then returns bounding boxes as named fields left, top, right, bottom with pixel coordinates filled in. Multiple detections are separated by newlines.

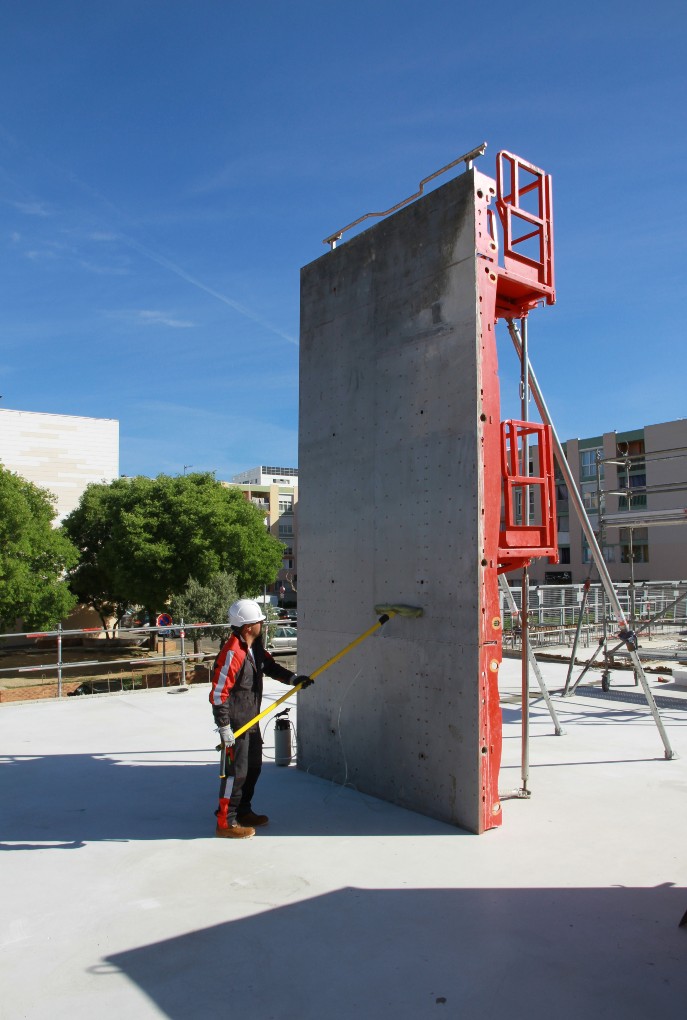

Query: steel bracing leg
left=499, top=574, right=565, bottom=735
left=566, top=587, right=687, bottom=697
left=562, top=577, right=592, bottom=696
left=506, top=319, right=677, bottom=760
left=520, top=317, right=531, bottom=796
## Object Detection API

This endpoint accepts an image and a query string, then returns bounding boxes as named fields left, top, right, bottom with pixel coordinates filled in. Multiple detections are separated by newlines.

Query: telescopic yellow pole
left=232, top=609, right=410, bottom=739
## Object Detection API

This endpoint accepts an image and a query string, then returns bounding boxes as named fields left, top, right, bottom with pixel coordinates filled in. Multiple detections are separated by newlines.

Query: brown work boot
left=215, top=822, right=255, bottom=839
left=237, top=810, right=269, bottom=827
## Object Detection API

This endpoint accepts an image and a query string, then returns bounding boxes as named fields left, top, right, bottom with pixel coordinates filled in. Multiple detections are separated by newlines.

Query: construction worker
left=211, top=598, right=312, bottom=839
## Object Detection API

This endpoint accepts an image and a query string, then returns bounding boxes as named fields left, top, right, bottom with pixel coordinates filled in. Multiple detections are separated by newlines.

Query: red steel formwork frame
left=490, top=151, right=555, bottom=321
left=474, top=171, right=504, bottom=830
left=486, top=150, right=559, bottom=572
left=498, top=419, right=558, bottom=573
left=475, top=151, right=557, bottom=827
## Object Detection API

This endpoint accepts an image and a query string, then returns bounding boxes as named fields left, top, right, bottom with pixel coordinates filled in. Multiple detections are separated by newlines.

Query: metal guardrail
left=500, top=581, right=687, bottom=643
left=0, top=615, right=297, bottom=701
left=0, top=620, right=234, bottom=699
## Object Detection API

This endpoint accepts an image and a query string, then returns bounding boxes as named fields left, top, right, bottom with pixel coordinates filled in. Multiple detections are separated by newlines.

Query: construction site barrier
left=0, top=617, right=293, bottom=703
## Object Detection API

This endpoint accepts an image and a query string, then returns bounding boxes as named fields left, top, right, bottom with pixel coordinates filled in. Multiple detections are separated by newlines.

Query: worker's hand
left=218, top=724, right=235, bottom=747
left=291, top=673, right=314, bottom=689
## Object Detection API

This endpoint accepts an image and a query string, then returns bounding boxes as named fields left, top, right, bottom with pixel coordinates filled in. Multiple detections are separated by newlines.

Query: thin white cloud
left=12, top=200, right=51, bottom=217
left=1, top=134, right=298, bottom=347
left=107, top=309, right=196, bottom=329
left=138, top=310, right=196, bottom=329
left=120, top=234, right=298, bottom=346
left=77, top=258, right=129, bottom=276
left=25, top=247, right=57, bottom=261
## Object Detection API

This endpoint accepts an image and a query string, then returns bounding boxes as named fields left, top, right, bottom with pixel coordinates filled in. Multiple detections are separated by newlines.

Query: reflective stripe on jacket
left=210, top=632, right=293, bottom=729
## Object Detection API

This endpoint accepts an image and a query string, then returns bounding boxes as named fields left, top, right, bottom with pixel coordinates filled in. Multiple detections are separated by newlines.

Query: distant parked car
left=267, top=625, right=298, bottom=654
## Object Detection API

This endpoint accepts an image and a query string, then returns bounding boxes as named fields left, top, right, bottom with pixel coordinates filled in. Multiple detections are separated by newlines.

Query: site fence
left=500, top=581, right=687, bottom=648
left=0, top=620, right=236, bottom=701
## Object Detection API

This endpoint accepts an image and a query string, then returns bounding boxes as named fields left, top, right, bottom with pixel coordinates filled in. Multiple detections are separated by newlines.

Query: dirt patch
left=0, top=641, right=213, bottom=703
left=0, top=644, right=297, bottom=704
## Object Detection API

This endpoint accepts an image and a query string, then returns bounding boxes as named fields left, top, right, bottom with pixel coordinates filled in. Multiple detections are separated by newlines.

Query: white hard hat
left=228, top=598, right=266, bottom=628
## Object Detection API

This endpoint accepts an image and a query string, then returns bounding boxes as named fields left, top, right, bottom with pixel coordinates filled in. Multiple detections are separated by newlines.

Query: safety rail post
left=57, top=623, right=63, bottom=698
left=180, top=618, right=187, bottom=688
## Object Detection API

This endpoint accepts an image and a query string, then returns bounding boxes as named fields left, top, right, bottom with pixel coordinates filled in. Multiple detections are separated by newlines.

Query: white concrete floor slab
left=1, top=658, right=686, bottom=1020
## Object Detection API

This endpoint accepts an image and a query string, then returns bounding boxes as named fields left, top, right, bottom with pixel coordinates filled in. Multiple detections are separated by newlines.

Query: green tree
left=59, top=480, right=131, bottom=634
left=63, top=473, right=283, bottom=631
left=0, top=466, right=78, bottom=630
left=169, top=571, right=238, bottom=653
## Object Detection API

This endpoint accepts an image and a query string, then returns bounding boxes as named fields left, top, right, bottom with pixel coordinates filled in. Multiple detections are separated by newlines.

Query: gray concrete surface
left=298, top=171, right=493, bottom=832
left=2, top=658, right=686, bottom=1019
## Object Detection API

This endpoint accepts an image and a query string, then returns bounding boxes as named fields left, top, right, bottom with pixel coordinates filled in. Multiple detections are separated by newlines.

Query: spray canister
left=274, top=708, right=292, bottom=766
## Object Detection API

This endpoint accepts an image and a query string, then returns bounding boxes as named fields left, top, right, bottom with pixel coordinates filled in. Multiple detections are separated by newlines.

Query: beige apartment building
left=228, top=466, right=298, bottom=605
left=527, top=418, right=687, bottom=585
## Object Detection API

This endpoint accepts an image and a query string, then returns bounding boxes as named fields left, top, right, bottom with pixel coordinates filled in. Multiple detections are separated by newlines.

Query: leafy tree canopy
left=170, top=571, right=238, bottom=649
left=63, top=473, right=283, bottom=622
left=0, top=466, right=78, bottom=630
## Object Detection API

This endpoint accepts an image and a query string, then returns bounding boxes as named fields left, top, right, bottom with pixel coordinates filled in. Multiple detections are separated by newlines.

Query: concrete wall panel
left=298, top=171, right=494, bottom=832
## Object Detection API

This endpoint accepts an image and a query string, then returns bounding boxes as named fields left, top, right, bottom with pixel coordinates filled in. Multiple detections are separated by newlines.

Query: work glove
left=218, top=723, right=235, bottom=747
left=291, top=673, right=314, bottom=689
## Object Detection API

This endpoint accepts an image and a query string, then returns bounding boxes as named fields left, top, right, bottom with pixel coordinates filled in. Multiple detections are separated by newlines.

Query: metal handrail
left=322, top=142, right=487, bottom=248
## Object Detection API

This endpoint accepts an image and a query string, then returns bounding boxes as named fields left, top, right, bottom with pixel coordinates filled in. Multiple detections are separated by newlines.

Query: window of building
left=617, top=439, right=644, bottom=466
left=279, top=523, right=293, bottom=537
left=621, top=544, right=649, bottom=563
left=557, top=514, right=569, bottom=534
left=559, top=546, right=571, bottom=564
left=581, top=538, right=616, bottom=564
left=580, top=482, right=599, bottom=511
left=619, top=527, right=649, bottom=563
left=262, top=466, right=298, bottom=477
left=514, top=487, right=536, bottom=524
left=619, top=527, right=648, bottom=543
left=618, top=493, right=648, bottom=510
left=580, top=448, right=603, bottom=480
left=278, top=496, right=294, bottom=515
left=617, top=470, right=647, bottom=510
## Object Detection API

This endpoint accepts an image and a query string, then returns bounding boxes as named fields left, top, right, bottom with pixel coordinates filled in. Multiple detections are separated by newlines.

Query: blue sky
left=1, top=1, right=685, bottom=479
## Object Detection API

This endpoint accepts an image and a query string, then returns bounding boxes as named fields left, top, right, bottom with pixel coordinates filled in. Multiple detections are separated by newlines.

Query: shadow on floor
left=0, top=750, right=466, bottom=847
left=101, top=885, right=687, bottom=1020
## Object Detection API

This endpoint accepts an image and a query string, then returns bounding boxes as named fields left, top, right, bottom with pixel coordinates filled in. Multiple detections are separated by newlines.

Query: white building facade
left=0, top=408, right=119, bottom=521
left=231, top=465, right=298, bottom=488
